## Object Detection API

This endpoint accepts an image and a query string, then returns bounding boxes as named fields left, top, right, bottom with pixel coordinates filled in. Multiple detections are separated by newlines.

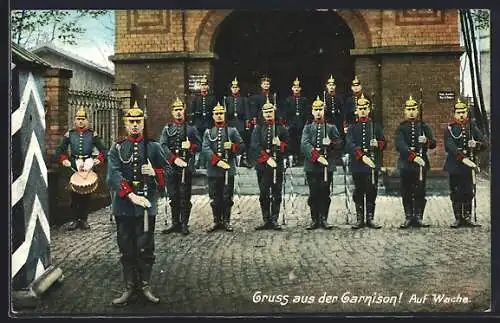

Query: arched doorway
left=212, top=10, right=355, bottom=104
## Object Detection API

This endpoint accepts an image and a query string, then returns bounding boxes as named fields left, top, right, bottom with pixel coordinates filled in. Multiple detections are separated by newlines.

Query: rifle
left=370, top=92, right=376, bottom=186
left=143, top=92, right=150, bottom=232
left=272, top=93, right=278, bottom=185
left=282, top=156, right=287, bottom=225
left=468, top=100, right=477, bottom=223
left=418, top=88, right=424, bottom=182
left=181, top=106, right=188, bottom=184
left=223, top=96, right=230, bottom=185
left=323, top=116, right=329, bottom=182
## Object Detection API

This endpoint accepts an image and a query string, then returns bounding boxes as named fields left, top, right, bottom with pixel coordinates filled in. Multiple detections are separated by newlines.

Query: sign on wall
left=437, top=91, right=455, bottom=101
left=188, top=74, right=207, bottom=93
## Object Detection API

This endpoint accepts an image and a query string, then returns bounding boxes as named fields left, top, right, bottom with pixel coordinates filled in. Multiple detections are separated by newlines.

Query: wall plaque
left=438, top=91, right=455, bottom=101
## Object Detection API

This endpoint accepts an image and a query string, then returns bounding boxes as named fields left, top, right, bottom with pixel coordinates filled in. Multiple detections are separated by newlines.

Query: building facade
left=111, top=9, right=463, bottom=173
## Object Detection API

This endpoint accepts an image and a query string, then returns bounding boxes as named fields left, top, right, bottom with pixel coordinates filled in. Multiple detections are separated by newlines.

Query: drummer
left=53, top=107, right=107, bottom=231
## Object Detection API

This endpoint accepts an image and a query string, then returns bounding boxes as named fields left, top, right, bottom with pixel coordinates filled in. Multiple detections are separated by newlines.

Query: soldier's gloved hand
left=141, top=160, right=155, bottom=176
left=62, top=160, right=71, bottom=168
left=128, top=192, right=152, bottom=208
left=462, top=157, right=477, bottom=168
left=272, top=137, right=281, bottom=147
left=418, top=135, right=427, bottom=144
left=217, top=159, right=230, bottom=170
left=174, top=157, right=187, bottom=168
left=181, top=140, right=191, bottom=150
left=370, top=139, right=378, bottom=148
left=223, top=141, right=232, bottom=150
left=361, top=155, right=376, bottom=169
left=468, top=140, right=477, bottom=148
left=413, top=156, right=426, bottom=167
left=76, top=159, right=84, bottom=171
left=322, top=137, right=331, bottom=146
left=317, top=156, right=328, bottom=166
left=83, top=158, right=94, bottom=172
left=266, top=157, right=277, bottom=168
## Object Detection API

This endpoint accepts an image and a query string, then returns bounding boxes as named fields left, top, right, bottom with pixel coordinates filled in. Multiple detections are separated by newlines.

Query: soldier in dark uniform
left=342, top=76, right=365, bottom=135
left=224, top=77, right=251, bottom=168
left=283, top=77, right=310, bottom=166
left=54, top=107, right=107, bottom=231
left=107, top=103, right=168, bottom=306
left=301, top=96, right=343, bottom=230
left=345, top=94, right=386, bottom=229
left=249, top=75, right=276, bottom=126
left=444, top=98, right=488, bottom=228
left=159, top=97, right=201, bottom=235
left=189, top=75, right=217, bottom=168
left=324, top=75, right=344, bottom=136
left=202, top=102, right=245, bottom=232
left=395, top=95, right=437, bottom=229
left=250, top=98, right=289, bottom=231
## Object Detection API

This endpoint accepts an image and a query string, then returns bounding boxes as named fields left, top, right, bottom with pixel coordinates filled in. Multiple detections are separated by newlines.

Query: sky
left=49, top=10, right=115, bottom=71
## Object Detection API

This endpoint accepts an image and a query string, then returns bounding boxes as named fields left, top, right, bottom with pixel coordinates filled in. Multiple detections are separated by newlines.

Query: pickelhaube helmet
left=262, top=97, right=275, bottom=111
left=213, top=101, right=226, bottom=113
left=352, top=75, right=361, bottom=86
left=326, top=75, right=335, bottom=85
left=171, top=96, right=184, bottom=109
left=199, top=75, right=208, bottom=85
left=312, top=95, right=325, bottom=109
left=123, top=101, right=145, bottom=121
left=454, top=98, right=468, bottom=110
left=231, top=77, right=239, bottom=88
left=404, top=95, right=418, bottom=108
left=292, top=77, right=300, bottom=87
left=356, top=93, right=370, bottom=108
left=75, top=107, right=88, bottom=118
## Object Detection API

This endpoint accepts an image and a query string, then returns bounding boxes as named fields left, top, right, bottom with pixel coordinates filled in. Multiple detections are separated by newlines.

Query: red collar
left=358, top=117, right=370, bottom=123
left=313, top=119, right=325, bottom=124
left=265, top=120, right=275, bottom=125
left=173, top=119, right=184, bottom=126
left=232, top=93, right=240, bottom=98
left=201, top=91, right=208, bottom=96
left=293, top=93, right=301, bottom=98
left=127, top=134, right=144, bottom=142
left=76, top=127, right=88, bottom=133
left=215, top=122, right=226, bottom=128
left=261, top=90, right=269, bottom=96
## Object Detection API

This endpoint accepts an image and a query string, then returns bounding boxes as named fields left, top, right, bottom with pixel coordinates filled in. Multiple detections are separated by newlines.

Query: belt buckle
left=132, top=181, right=141, bottom=187
left=202, top=112, right=206, bottom=117
left=217, top=152, right=222, bottom=157
left=363, top=149, right=368, bottom=153
left=463, top=150, right=467, bottom=154
left=296, top=112, right=299, bottom=116
left=409, top=147, right=415, bottom=151
left=265, top=149, right=270, bottom=153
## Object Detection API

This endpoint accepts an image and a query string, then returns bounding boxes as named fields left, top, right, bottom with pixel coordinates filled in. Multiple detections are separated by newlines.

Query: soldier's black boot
left=240, top=152, right=250, bottom=168
left=112, top=264, right=136, bottom=307
left=270, top=201, right=282, bottom=230
left=351, top=203, right=365, bottom=229
left=255, top=201, right=271, bottom=230
left=400, top=201, right=413, bottom=229
left=139, top=264, right=159, bottom=304
left=462, top=202, right=481, bottom=227
left=306, top=205, right=320, bottom=230
left=222, top=205, right=233, bottom=232
left=320, top=201, right=334, bottom=230
left=415, top=199, right=430, bottom=228
left=366, top=203, right=382, bottom=229
left=78, top=209, right=91, bottom=230
left=162, top=206, right=181, bottom=234
left=207, top=203, right=222, bottom=232
left=180, top=204, right=191, bottom=235
left=450, top=201, right=463, bottom=228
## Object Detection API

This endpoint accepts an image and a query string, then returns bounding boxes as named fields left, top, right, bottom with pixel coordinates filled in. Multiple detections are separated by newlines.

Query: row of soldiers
left=190, top=75, right=359, bottom=167
left=53, top=80, right=487, bottom=306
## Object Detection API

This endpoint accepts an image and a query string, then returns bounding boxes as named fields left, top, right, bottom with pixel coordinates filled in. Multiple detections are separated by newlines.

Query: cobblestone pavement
left=16, top=177, right=491, bottom=316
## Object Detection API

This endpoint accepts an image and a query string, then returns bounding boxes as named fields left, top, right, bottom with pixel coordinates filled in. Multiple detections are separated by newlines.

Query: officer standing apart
left=159, top=97, right=201, bottom=235
left=283, top=77, right=310, bottom=166
left=249, top=75, right=275, bottom=126
left=190, top=75, right=217, bottom=168
left=53, top=107, right=107, bottom=231
left=345, top=94, right=385, bottom=229
left=251, top=98, right=289, bottom=231
left=203, top=102, right=245, bottom=232
left=444, top=98, right=488, bottom=228
left=395, top=95, right=437, bottom=229
left=224, top=77, right=251, bottom=167
left=107, top=103, right=168, bottom=306
left=324, top=75, right=345, bottom=142
left=301, top=96, right=343, bottom=230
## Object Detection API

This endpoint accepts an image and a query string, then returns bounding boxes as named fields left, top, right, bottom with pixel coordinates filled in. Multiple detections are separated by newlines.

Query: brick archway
left=194, top=9, right=372, bottom=52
